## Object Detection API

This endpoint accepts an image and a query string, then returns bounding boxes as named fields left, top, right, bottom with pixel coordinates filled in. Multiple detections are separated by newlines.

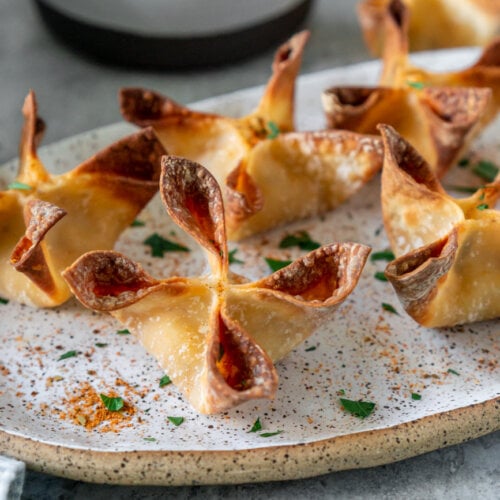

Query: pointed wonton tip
left=272, top=30, right=310, bottom=70
left=10, top=200, right=66, bottom=297
left=63, top=250, right=159, bottom=312
left=160, top=156, right=227, bottom=264
left=119, top=87, right=186, bottom=126
left=256, top=242, right=370, bottom=306
left=202, top=307, right=278, bottom=413
left=378, top=124, right=444, bottom=192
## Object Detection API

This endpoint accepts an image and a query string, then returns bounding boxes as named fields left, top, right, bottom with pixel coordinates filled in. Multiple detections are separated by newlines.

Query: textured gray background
left=1, top=1, right=499, bottom=498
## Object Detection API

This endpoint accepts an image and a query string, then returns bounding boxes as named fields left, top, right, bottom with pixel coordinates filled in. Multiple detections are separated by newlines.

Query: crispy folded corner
left=63, top=156, right=369, bottom=414
left=0, top=90, right=166, bottom=308
left=322, top=85, right=491, bottom=178
left=359, top=0, right=500, bottom=56
left=380, top=124, right=500, bottom=327
left=119, top=31, right=383, bottom=240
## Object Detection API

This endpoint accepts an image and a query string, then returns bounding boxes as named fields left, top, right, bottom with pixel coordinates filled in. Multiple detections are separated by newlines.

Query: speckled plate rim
left=1, top=398, right=498, bottom=485
left=1, top=47, right=499, bottom=486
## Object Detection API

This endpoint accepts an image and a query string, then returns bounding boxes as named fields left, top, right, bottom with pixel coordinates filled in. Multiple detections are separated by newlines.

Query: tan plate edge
left=1, top=397, right=498, bottom=486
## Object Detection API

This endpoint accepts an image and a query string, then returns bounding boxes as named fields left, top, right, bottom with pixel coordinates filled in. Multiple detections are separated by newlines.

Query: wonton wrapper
left=359, top=0, right=500, bottom=55
left=379, top=124, right=500, bottom=327
left=0, top=91, right=166, bottom=307
left=120, top=31, right=384, bottom=240
left=63, top=156, right=370, bottom=414
left=323, top=0, right=500, bottom=178
left=377, top=0, right=500, bottom=109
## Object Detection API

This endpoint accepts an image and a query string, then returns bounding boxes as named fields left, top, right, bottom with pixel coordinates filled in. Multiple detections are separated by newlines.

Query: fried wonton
left=377, top=0, right=500, bottom=107
left=63, top=156, right=370, bottom=414
left=359, top=0, right=500, bottom=55
left=119, top=31, right=384, bottom=240
left=323, top=0, right=500, bottom=178
left=0, top=91, right=166, bottom=308
left=379, top=124, right=500, bottom=327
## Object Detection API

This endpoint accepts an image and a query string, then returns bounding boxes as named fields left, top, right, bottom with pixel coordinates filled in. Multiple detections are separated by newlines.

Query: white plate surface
left=0, top=47, right=499, bottom=482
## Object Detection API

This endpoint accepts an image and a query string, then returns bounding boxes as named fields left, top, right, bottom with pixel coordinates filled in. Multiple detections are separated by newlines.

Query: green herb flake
left=279, top=231, right=321, bottom=251
left=100, top=394, right=124, bottom=412
left=0, top=297, right=9, bottom=305
left=305, top=345, right=317, bottom=352
left=228, top=248, right=244, bottom=264
left=259, top=430, right=283, bottom=438
left=248, top=417, right=262, bottom=433
left=130, top=219, right=145, bottom=227
left=374, top=271, right=388, bottom=282
left=407, top=81, right=425, bottom=90
left=447, top=368, right=460, bottom=376
left=340, top=398, right=376, bottom=419
left=411, top=393, right=422, bottom=400
left=7, top=181, right=32, bottom=191
left=338, top=389, right=346, bottom=396
left=167, top=416, right=184, bottom=426
left=382, top=302, right=399, bottom=314
left=267, top=121, right=280, bottom=139
left=473, top=160, right=499, bottom=182
left=445, top=185, right=481, bottom=194
left=458, top=157, right=470, bottom=168
left=370, top=249, right=395, bottom=262
left=95, top=343, right=108, bottom=348
left=143, top=437, right=156, bottom=442
left=144, top=233, right=190, bottom=257
left=159, top=375, right=172, bottom=388
left=476, top=203, right=489, bottom=210
left=265, top=257, right=292, bottom=272
left=58, top=350, right=78, bottom=361
left=116, top=329, right=131, bottom=335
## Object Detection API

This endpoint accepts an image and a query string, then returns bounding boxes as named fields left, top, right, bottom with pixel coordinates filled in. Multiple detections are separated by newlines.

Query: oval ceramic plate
left=0, top=48, right=499, bottom=485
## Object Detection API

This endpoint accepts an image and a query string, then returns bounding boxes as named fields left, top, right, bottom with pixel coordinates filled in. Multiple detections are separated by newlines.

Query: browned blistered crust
left=326, top=0, right=500, bottom=177
left=379, top=124, right=500, bottom=327
left=359, top=0, right=500, bottom=55
left=63, top=157, right=370, bottom=414
left=119, top=31, right=384, bottom=240
left=0, top=90, right=167, bottom=308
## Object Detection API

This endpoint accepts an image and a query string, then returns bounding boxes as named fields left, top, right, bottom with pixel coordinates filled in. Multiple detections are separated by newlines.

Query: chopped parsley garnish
left=370, top=249, right=395, bottom=262
left=167, top=416, right=184, bottom=426
left=228, top=248, right=244, bottom=264
left=338, top=389, right=346, bottom=396
left=259, top=430, right=283, bottom=438
left=7, top=181, right=32, bottom=191
left=248, top=417, right=262, bottom=433
left=445, top=185, right=481, bottom=194
left=116, top=329, right=131, bottom=335
left=0, top=297, right=8, bottom=305
left=476, top=203, right=489, bottom=210
left=100, top=394, right=124, bottom=412
left=159, top=375, right=172, bottom=387
left=447, top=368, right=460, bottom=376
left=340, top=398, right=376, bottom=419
left=144, top=233, right=189, bottom=257
left=382, top=302, right=399, bottom=314
left=411, top=393, right=422, bottom=400
left=130, top=219, right=145, bottom=227
left=95, top=343, right=108, bottom=348
left=279, top=231, right=321, bottom=251
left=58, top=350, right=77, bottom=361
left=473, top=160, right=499, bottom=182
left=267, top=121, right=280, bottom=139
left=265, top=257, right=292, bottom=272
left=374, top=271, right=388, bottom=282
left=305, top=345, right=317, bottom=352
left=407, top=81, right=425, bottom=90
left=458, top=157, right=470, bottom=167
left=143, top=437, right=156, bottom=442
